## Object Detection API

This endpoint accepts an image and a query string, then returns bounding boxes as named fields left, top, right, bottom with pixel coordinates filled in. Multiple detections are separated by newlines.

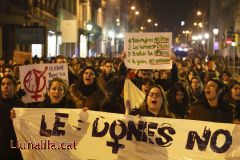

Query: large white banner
left=13, top=108, right=240, bottom=160
left=19, top=63, right=69, bottom=103
left=124, top=32, right=172, bottom=70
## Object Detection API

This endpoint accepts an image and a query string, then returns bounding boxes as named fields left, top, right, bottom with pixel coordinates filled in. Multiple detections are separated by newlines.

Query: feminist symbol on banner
left=23, top=67, right=48, bottom=101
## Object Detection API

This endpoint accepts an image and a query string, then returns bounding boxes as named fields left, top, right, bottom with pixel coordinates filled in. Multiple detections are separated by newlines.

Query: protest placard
left=124, top=32, right=172, bottom=69
left=19, top=63, right=68, bottom=103
left=13, top=50, right=32, bottom=64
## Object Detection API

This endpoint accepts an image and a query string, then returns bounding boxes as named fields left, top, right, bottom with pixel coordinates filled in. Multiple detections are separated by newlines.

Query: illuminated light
left=131, top=6, right=135, bottom=10
left=204, top=33, right=209, bottom=39
left=135, top=11, right=139, bottom=15
left=116, top=18, right=120, bottom=22
left=192, top=35, right=198, bottom=40
left=197, top=11, right=202, bottom=16
left=213, top=28, right=219, bottom=35
left=87, top=23, right=93, bottom=31
left=116, top=33, right=124, bottom=39
left=192, top=41, right=196, bottom=44
left=201, top=40, right=206, bottom=45
left=186, top=30, right=190, bottom=34
left=154, top=23, right=158, bottom=27
left=116, top=22, right=120, bottom=26
left=194, top=22, right=197, bottom=26
left=147, top=19, right=151, bottom=23
left=198, top=23, right=203, bottom=28
left=183, top=57, right=186, bottom=60
left=140, top=26, right=144, bottom=30
left=181, top=21, right=185, bottom=26
left=231, top=42, right=236, bottom=46
left=48, top=30, right=55, bottom=34
left=108, top=30, right=115, bottom=38
left=32, top=44, right=42, bottom=57
left=198, top=34, right=203, bottom=40
left=183, top=31, right=186, bottom=34
left=226, top=38, right=232, bottom=45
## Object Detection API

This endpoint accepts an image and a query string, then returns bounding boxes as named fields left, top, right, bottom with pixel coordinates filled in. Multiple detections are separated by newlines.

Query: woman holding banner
left=37, top=77, right=75, bottom=108
left=131, top=85, right=173, bottom=118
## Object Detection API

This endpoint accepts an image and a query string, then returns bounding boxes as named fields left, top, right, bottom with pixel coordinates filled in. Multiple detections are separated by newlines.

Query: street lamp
left=135, top=11, right=139, bottom=15
left=86, top=22, right=93, bottom=57
left=131, top=6, right=135, bottom=10
left=197, top=11, right=202, bottom=16
left=147, top=19, right=152, bottom=23
left=212, top=28, right=219, bottom=55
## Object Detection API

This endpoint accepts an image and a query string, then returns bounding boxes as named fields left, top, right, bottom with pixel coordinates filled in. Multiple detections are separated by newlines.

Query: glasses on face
left=148, top=92, right=162, bottom=98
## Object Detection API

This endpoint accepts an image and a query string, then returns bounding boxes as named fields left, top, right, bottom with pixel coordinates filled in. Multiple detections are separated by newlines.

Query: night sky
left=145, top=0, right=194, bottom=36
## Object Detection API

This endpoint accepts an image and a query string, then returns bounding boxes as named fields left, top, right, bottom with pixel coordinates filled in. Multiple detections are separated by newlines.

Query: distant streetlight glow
left=108, top=30, right=115, bottom=38
left=135, top=11, right=139, bottom=15
left=131, top=6, right=135, bottom=10
left=86, top=23, right=93, bottom=31
left=197, top=11, right=202, bottom=16
left=140, top=26, right=144, bottom=30
left=154, top=23, right=158, bottom=27
left=181, top=21, right=185, bottom=26
left=147, top=19, right=151, bottom=23
left=192, top=35, right=198, bottom=40
left=116, top=18, right=120, bottom=22
left=204, top=33, right=209, bottom=39
left=194, top=22, right=197, bottom=26
left=116, top=33, right=124, bottom=39
left=213, top=28, right=219, bottom=35
left=198, top=34, right=203, bottom=40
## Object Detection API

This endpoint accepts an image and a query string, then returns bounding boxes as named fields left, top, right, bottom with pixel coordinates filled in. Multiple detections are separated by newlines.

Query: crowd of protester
left=0, top=53, right=240, bottom=159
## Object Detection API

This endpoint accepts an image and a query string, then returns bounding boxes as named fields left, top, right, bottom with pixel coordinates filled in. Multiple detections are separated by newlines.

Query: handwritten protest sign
left=13, top=108, right=240, bottom=160
left=124, top=32, right=172, bottom=69
left=13, top=50, right=32, bottom=64
left=19, top=63, right=68, bottom=103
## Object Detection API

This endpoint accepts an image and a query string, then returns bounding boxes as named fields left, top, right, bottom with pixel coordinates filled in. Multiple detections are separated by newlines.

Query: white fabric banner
left=19, top=63, right=69, bottom=103
left=13, top=108, right=240, bottom=160
left=124, top=32, right=173, bottom=70
left=123, top=78, right=145, bottom=114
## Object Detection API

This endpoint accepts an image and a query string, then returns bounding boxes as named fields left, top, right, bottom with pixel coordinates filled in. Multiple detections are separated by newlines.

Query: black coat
left=36, top=97, right=75, bottom=108
left=189, top=100, right=234, bottom=123
left=0, top=96, right=26, bottom=160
